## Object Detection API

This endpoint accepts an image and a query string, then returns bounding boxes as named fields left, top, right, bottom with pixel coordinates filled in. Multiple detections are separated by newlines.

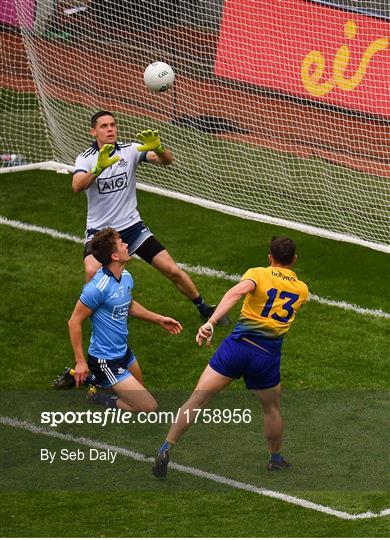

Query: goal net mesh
left=1, top=0, right=389, bottom=248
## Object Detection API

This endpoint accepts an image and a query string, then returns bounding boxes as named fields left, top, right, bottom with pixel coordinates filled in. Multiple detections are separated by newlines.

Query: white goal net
left=1, top=0, right=389, bottom=251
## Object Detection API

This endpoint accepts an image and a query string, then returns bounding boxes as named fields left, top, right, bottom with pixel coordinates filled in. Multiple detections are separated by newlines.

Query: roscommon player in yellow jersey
left=152, top=236, right=309, bottom=477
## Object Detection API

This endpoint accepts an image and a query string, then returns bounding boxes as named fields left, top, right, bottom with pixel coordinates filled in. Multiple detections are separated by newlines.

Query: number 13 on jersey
left=260, top=288, right=300, bottom=323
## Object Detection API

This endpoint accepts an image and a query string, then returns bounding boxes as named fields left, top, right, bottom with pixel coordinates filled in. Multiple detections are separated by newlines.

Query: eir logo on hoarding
left=301, top=20, right=388, bottom=96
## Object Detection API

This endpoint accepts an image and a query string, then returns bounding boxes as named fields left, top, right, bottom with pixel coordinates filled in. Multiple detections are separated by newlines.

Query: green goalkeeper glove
left=91, top=144, right=119, bottom=176
left=136, top=129, right=165, bottom=155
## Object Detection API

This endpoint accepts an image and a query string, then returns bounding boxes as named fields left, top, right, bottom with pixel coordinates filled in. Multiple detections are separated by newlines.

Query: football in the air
left=144, top=62, right=175, bottom=92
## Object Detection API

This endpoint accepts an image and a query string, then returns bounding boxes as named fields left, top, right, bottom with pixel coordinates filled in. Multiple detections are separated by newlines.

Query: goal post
left=1, top=0, right=389, bottom=252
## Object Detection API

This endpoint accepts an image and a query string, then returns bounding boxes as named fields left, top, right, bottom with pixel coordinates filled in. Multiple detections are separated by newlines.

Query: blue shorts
left=209, top=335, right=281, bottom=390
left=87, top=348, right=136, bottom=388
left=84, top=221, right=164, bottom=264
left=85, top=221, right=152, bottom=255
left=118, top=221, right=153, bottom=254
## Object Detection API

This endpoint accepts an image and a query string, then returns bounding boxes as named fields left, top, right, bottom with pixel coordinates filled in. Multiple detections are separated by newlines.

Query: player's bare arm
left=68, top=300, right=93, bottom=386
left=196, top=280, right=256, bottom=347
left=73, top=143, right=120, bottom=192
left=146, top=147, right=173, bottom=166
left=129, top=300, right=182, bottom=334
left=209, top=280, right=256, bottom=324
left=72, top=170, right=96, bottom=193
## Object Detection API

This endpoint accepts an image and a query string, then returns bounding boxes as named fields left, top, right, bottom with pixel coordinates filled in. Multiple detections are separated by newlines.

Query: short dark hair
left=269, top=236, right=296, bottom=265
left=91, top=228, right=119, bottom=266
left=90, top=110, right=115, bottom=128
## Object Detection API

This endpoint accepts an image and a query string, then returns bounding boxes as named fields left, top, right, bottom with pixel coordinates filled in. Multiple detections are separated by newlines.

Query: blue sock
left=270, top=452, right=283, bottom=463
left=84, top=373, right=96, bottom=385
left=158, top=440, right=174, bottom=454
left=192, top=296, right=212, bottom=318
left=93, top=391, right=118, bottom=409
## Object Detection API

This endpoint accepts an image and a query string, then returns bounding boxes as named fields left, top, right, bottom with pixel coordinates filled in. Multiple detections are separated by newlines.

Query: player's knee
left=84, top=258, right=101, bottom=282
left=263, top=403, right=281, bottom=416
left=162, top=263, right=183, bottom=283
left=118, top=401, right=133, bottom=412
left=85, top=267, right=96, bottom=282
left=143, top=397, right=158, bottom=413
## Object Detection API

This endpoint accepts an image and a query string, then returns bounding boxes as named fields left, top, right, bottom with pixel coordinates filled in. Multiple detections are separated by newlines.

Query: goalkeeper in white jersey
left=73, top=110, right=227, bottom=324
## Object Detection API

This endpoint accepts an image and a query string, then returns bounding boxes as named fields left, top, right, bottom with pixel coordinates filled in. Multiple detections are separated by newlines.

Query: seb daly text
left=40, top=448, right=117, bottom=463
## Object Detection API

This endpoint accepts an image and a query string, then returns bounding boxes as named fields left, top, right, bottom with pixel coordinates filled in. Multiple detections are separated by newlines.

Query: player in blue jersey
left=72, top=110, right=227, bottom=324
left=68, top=227, right=182, bottom=411
left=53, top=110, right=228, bottom=389
left=152, top=236, right=309, bottom=476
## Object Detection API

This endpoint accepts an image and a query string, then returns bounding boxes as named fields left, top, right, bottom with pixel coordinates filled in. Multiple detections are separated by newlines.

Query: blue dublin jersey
left=80, top=267, right=134, bottom=359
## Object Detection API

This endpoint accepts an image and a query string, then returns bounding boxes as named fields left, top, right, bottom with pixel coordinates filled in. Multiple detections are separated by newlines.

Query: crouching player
left=68, top=227, right=182, bottom=412
left=152, top=236, right=309, bottom=475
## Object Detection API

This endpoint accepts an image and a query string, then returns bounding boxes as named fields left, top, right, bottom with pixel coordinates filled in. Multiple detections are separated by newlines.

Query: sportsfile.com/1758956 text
left=40, top=408, right=253, bottom=428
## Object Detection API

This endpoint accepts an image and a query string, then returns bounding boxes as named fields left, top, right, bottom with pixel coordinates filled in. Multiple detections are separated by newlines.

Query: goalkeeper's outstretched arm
left=136, top=129, right=173, bottom=166
left=146, top=147, right=173, bottom=166
left=72, top=144, right=120, bottom=192
left=72, top=170, right=98, bottom=193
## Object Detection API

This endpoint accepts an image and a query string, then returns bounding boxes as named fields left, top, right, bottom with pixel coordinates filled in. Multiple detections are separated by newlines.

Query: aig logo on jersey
left=112, top=302, right=130, bottom=321
left=98, top=173, right=128, bottom=194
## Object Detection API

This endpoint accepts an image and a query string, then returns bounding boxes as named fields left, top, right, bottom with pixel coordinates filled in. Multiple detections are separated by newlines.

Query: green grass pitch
left=0, top=170, right=389, bottom=537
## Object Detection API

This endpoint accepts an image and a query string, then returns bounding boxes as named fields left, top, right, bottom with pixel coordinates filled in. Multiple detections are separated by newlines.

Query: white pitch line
left=0, top=217, right=84, bottom=244
left=1, top=216, right=389, bottom=320
left=1, top=415, right=388, bottom=521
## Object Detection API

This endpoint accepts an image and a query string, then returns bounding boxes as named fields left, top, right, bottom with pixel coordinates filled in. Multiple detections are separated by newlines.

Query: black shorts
left=83, top=221, right=165, bottom=264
